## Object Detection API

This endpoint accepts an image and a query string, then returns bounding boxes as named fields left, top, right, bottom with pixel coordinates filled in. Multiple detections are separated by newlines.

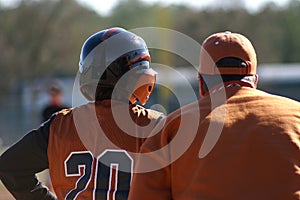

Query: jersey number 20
left=64, top=150, right=133, bottom=200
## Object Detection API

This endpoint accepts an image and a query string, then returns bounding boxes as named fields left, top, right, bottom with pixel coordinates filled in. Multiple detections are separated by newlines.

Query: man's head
left=198, top=31, right=258, bottom=97
left=79, top=27, right=156, bottom=105
left=47, top=82, right=63, bottom=105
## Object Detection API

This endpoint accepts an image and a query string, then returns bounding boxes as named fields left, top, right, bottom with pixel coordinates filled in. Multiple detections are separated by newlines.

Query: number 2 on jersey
left=64, top=150, right=133, bottom=200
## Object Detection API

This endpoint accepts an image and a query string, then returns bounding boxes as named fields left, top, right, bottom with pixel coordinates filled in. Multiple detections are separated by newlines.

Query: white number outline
left=64, top=150, right=133, bottom=200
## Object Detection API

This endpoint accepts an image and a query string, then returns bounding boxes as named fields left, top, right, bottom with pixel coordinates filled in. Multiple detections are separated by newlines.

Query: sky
left=0, top=0, right=291, bottom=15
left=74, top=0, right=290, bottom=15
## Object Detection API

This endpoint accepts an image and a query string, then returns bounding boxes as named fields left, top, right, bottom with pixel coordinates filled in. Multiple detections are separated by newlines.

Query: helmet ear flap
left=129, top=69, right=157, bottom=105
left=80, top=84, right=96, bottom=101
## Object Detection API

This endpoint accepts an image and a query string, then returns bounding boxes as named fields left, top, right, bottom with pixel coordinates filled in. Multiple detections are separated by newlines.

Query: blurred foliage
left=0, top=0, right=300, bottom=93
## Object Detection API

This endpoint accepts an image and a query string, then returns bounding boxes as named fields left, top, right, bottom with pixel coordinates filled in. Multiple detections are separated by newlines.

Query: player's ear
left=198, top=74, right=207, bottom=98
left=253, top=74, right=258, bottom=88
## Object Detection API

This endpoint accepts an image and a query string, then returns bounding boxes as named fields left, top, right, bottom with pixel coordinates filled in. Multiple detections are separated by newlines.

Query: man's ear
left=254, top=74, right=259, bottom=88
left=198, top=74, right=207, bottom=98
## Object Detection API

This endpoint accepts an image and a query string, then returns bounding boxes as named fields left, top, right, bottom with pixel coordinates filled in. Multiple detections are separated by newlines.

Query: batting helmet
left=79, top=27, right=156, bottom=105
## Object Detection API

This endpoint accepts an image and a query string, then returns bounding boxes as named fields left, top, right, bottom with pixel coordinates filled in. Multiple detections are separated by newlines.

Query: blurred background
left=0, top=0, right=299, bottom=198
left=0, top=0, right=300, bottom=196
left=0, top=0, right=300, bottom=146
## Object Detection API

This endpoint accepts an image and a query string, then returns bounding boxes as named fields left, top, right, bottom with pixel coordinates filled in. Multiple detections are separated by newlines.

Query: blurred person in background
left=0, top=27, right=164, bottom=200
left=41, top=81, right=69, bottom=122
left=129, top=31, right=300, bottom=200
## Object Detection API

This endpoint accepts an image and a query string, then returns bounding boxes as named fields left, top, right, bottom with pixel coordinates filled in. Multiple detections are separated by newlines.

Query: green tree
left=0, top=0, right=105, bottom=92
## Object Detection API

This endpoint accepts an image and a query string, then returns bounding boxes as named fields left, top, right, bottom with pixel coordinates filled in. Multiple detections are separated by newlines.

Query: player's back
left=47, top=100, right=163, bottom=200
left=167, top=86, right=300, bottom=199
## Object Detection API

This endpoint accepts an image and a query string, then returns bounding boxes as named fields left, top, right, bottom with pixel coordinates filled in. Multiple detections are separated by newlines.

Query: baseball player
left=129, top=31, right=300, bottom=200
left=0, top=28, right=164, bottom=200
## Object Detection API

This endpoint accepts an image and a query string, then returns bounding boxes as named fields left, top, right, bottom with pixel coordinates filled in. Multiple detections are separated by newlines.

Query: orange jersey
left=47, top=100, right=163, bottom=200
left=129, top=85, right=300, bottom=200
